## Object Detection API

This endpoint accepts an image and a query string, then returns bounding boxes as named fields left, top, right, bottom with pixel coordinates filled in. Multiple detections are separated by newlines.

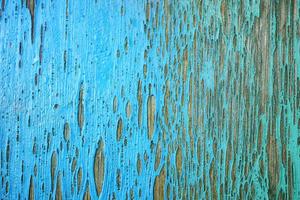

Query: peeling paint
left=0, top=0, right=299, bottom=199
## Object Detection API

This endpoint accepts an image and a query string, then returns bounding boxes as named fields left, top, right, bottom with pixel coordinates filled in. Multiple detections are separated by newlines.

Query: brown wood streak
left=137, top=153, right=142, bottom=175
left=51, top=151, right=57, bottom=191
left=116, top=117, right=123, bottom=141
left=78, top=84, right=84, bottom=131
left=94, top=140, right=105, bottom=196
left=26, top=0, right=35, bottom=43
left=77, top=167, right=82, bottom=193
left=29, top=176, right=34, bottom=200
left=55, top=172, right=62, bottom=200
left=83, top=182, right=91, bottom=200
left=176, top=146, right=182, bottom=177
left=125, top=101, right=132, bottom=118
left=137, top=80, right=143, bottom=127
left=63, top=122, right=70, bottom=141
left=147, top=95, right=156, bottom=140
left=113, top=96, right=118, bottom=113
left=154, top=166, right=166, bottom=200
left=154, top=141, right=162, bottom=171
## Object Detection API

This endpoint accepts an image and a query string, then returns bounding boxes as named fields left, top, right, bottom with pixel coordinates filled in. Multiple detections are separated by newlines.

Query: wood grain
left=0, top=0, right=299, bottom=199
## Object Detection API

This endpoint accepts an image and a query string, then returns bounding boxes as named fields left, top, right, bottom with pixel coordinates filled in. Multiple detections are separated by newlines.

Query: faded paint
left=0, top=0, right=299, bottom=199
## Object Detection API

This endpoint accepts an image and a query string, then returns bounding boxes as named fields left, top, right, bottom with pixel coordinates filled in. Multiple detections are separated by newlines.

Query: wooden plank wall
left=0, top=0, right=299, bottom=199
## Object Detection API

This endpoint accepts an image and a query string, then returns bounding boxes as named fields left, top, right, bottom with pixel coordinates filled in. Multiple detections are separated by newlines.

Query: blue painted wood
left=0, top=0, right=299, bottom=199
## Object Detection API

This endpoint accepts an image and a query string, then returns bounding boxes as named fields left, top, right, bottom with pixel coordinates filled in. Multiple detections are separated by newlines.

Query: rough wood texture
left=0, top=0, right=299, bottom=199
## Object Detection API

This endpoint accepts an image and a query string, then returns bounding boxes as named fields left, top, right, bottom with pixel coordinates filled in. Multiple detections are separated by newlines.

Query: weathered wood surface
left=0, top=0, right=299, bottom=199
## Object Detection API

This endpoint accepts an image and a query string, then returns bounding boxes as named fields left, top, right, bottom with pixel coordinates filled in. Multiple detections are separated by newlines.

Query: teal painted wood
left=0, top=0, right=299, bottom=199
